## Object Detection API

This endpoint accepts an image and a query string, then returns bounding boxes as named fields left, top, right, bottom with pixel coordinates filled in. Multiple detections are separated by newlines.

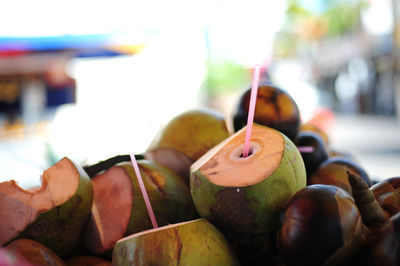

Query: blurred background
left=1, top=0, right=399, bottom=188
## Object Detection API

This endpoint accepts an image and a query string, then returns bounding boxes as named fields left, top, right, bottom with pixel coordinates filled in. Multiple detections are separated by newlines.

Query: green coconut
left=112, top=218, right=239, bottom=266
left=0, top=157, right=93, bottom=258
left=119, top=160, right=199, bottom=235
left=190, top=124, right=306, bottom=257
left=146, top=109, right=230, bottom=181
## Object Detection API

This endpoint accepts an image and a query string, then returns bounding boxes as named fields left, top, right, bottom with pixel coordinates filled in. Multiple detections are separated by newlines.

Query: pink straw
left=297, top=146, right=314, bottom=153
left=243, top=64, right=261, bottom=157
left=129, top=154, right=158, bottom=228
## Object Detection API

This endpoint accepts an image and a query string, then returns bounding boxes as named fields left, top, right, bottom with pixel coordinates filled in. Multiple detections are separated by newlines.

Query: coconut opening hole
left=239, top=148, right=254, bottom=158
left=230, top=142, right=261, bottom=161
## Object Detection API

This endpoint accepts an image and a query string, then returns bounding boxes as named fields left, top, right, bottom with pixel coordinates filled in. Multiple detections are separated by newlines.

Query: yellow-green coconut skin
left=120, top=160, right=198, bottom=235
left=112, top=218, right=239, bottom=266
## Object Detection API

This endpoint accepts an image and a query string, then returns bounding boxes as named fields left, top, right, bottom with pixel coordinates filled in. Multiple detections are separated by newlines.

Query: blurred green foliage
left=204, top=60, right=251, bottom=95
left=274, top=0, right=367, bottom=57
left=322, top=1, right=365, bottom=36
left=286, top=0, right=366, bottom=37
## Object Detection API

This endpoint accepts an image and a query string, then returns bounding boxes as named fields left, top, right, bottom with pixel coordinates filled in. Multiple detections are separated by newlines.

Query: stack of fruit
left=1, top=83, right=399, bottom=265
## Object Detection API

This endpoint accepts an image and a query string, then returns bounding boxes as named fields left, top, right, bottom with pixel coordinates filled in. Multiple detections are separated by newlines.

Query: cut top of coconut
left=0, top=157, right=81, bottom=245
left=191, top=124, right=284, bottom=187
left=117, top=219, right=202, bottom=243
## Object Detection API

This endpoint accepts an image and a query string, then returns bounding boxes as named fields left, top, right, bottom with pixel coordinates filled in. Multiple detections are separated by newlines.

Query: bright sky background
left=0, top=0, right=287, bottom=65
left=0, top=0, right=162, bottom=36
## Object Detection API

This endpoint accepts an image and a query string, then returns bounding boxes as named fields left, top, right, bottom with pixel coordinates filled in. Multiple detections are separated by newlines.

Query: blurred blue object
left=0, top=34, right=114, bottom=51
left=0, top=31, right=156, bottom=58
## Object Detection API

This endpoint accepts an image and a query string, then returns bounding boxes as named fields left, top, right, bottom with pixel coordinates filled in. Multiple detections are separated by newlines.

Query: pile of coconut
left=1, top=84, right=399, bottom=266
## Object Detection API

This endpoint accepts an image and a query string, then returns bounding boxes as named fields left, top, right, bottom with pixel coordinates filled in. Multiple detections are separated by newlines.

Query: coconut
left=3, top=238, right=65, bottom=266
left=119, top=160, right=198, bottom=235
left=112, top=218, right=239, bottom=265
left=190, top=124, right=306, bottom=257
left=146, top=109, right=230, bottom=181
left=83, top=166, right=134, bottom=256
left=0, top=157, right=93, bottom=258
left=66, top=256, right=111, bottom=266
